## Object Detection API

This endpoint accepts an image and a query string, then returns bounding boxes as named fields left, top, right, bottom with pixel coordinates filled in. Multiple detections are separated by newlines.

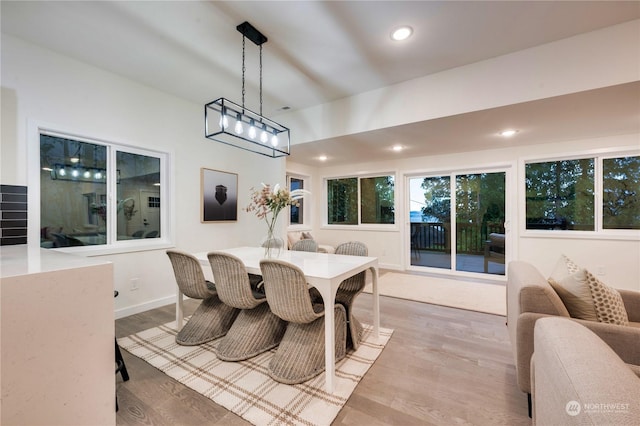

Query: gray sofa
left=507, top=261, right=640, bottom=415
left=532, top=317, right=640, bottom=425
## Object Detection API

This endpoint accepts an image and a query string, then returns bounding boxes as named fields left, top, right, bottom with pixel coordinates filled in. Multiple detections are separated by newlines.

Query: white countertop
left=0, top=245, right=111, bottom=278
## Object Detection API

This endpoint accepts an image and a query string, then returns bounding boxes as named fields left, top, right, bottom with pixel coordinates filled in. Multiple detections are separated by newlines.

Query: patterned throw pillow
left=585, top=270, right=629, bottom=326
left=548, top=255, right=628, bottom=325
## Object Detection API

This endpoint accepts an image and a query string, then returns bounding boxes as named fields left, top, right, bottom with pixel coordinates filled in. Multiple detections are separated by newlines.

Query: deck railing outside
left=411, top=222, right=504, bottom=255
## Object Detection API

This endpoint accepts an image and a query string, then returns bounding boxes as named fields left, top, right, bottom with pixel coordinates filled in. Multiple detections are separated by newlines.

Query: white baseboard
left=115, top=295, right=176, bottom=320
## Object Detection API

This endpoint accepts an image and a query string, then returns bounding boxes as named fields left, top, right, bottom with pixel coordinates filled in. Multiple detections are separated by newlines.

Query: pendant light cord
left=260, top=44, right=263, bottom=117
left=241, top=35, right=246, bottom=112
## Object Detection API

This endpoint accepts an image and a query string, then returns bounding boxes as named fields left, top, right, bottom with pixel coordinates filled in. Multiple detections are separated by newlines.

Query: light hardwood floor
left=116, top=294, right=531, bottom=425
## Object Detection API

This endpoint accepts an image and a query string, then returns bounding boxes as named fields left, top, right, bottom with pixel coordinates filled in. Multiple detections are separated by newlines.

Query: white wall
left=289, top=133, right=640, bottom=291
left=1, top=34, right=286, bottom=318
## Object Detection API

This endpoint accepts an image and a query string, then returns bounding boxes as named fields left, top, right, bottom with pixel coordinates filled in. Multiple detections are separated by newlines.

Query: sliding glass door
left=409, top=170, right=506, bottom=275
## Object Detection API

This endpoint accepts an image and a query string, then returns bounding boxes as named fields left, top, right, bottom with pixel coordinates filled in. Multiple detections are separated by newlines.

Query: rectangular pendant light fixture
left=204, top=22, right=290, bottom=158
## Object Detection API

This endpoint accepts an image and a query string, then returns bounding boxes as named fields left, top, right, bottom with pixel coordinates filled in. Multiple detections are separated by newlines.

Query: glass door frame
left=405, top=164, right=514, bottom=280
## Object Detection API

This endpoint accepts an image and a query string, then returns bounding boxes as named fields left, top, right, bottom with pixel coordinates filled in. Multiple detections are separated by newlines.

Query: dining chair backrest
left=207, top=251, right=262, bottom=310
left=290, top=239, right=318, bottom=252
left=259, top=259, right=324, bottom=324
left=335, top=241, right=368, bottom=257
left=145, top=230, right=159, bottom=238
left=166, top=250, right=214, bottom=299
left=335, top=241, right=368, bottom=292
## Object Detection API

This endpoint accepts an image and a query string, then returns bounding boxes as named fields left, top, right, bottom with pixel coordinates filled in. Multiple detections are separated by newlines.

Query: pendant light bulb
left=271, top=133, right=279, bottom=147
left=83, top=170, right=91, bottom=179
left=71, top=169, right=79, bottom=178
left=260, top=125, right=269, bottom=143
left=234, top=114, right=244, bottom=134
left=94, top=170, right=102, bottom=179
left=248, top=120, right=257, bottom=139
left=219, top=108, right=229, bottom=129
left=58, top=167, right=66, bottom=177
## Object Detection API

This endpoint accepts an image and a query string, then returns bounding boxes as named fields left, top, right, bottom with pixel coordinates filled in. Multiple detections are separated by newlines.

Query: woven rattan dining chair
left=260, top=259, right=347, bottom=384
left=334, top=241, right=368, bottom=350
left=166, top=250, right=239, bottom=345
left=290, top=238, right=318, bottom=252
left=207, top=251, right=286, bottom=361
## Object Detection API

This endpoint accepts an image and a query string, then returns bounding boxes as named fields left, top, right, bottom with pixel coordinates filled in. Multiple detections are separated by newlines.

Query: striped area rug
left=118, top=320, right=393, bottom=426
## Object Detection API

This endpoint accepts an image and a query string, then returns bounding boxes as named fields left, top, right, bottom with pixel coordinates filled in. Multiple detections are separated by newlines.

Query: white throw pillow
left=548, top=268, right=598, bottom=321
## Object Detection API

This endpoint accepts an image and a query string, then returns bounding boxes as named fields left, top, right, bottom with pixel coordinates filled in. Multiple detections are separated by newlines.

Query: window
left=327, top=175, right=395, bottom=225
left=603, top=156, right=640, bottom=230
left=525, top=154, right=639, bottom=232
left=525, top=159, right=594, bottom=230
left=361, top=176, right=395, bottom=224
left=39, top=132, right=167, bottom=249
left=288, top=176, right=304, bottom=225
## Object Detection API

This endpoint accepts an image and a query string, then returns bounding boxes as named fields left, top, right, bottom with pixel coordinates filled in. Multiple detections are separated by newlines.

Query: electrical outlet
left=130, top=278, right=140, bottom=291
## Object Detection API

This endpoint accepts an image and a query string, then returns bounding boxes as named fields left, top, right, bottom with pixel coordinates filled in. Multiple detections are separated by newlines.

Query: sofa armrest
left=620, top=289, right=640, bottom=323
left=532, top=318, right=640, bottom=425
left=572, top=318, right=640, bottom=366
left=516, top=312, right=640, bottom=394
left=516, top=312, right=558, bottom=393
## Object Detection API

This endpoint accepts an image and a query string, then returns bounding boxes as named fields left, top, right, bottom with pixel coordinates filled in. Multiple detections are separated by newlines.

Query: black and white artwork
left=201, top=168, right=237, bottom=222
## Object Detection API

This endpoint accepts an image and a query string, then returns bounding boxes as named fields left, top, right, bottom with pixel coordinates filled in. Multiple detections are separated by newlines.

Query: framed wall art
left=201, top=168, right=238, bottom=222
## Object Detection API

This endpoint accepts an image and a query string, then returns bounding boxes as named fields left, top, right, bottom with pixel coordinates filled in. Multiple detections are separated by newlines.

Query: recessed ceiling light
left=392, top=144, right=403, bottom=152
left=499, top=129, right=518, bottom=137
left=318, top=155, right=327, bottom=161
left=391, top=26, right=413, bottom=41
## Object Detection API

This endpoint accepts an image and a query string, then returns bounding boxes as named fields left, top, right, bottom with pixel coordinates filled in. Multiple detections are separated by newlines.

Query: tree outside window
left=525, top=155, right=639, bottom=231
left=525, top=159, right=595, bottom=230
left=603, top=156, right=640, bottom=230
left=361, top=176, right=394, bottom=224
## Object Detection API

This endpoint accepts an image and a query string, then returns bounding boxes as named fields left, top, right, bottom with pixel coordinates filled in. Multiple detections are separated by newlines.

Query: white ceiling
left=2, top=1, right=639, bottom=165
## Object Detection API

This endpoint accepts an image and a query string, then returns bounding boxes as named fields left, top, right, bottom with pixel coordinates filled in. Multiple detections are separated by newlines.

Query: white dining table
left=178, top=246, right=380, bottom=394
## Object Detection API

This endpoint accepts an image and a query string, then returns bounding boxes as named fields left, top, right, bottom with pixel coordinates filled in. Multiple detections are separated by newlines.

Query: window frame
left=323, top=172, right=398, bottom=230
left=286, top=173, right=309, bottom=229
left=519, top=147, right=640, bottom=240
left=28, top=121, right=173, bottom=255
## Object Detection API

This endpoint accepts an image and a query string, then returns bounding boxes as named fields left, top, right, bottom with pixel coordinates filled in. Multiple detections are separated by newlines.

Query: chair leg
left=115, top=339, right=129, bottom=413
left=115, top=339, right=129, bottom=381
left=176, top=296, right=239, bottom=345
left=528, top=393, right=532, bottom=418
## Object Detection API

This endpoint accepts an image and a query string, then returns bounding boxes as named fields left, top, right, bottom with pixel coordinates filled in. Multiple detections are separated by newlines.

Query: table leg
left=176, top=289, right=184, bottom=329
left=316, top=284, right=336, bottom=393
left=370, top=266, right=380, bottom=338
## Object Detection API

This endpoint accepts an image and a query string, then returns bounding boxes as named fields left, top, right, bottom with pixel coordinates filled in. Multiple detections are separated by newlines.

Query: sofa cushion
left=548, top=255, right=628, bottom=326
